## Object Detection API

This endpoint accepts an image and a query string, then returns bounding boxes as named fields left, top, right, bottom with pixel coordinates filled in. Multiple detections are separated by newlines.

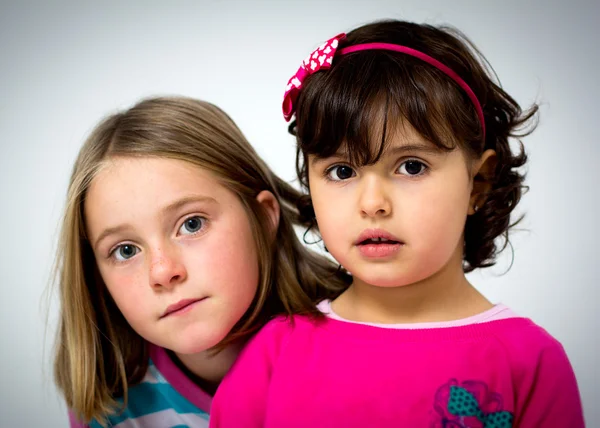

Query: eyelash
left=107, top=215, right=208, bottom=263
left=108, top=243, right=139, bottom=263
left=177, top=215, right=207, bottom=237
left=397, top=159, right=429, bottom=176
left=323, top=158, right=429, bottom=182
left=323, top=164, right=355, bottom=182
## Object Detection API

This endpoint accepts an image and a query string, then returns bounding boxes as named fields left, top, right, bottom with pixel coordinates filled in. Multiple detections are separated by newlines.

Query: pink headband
left=282, top=33, right=486, bottom=139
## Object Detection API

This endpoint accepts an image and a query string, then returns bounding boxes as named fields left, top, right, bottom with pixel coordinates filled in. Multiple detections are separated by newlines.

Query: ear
left=256, top=190, right=280, bottom=238
left=468, top=149, right=496, bottom=215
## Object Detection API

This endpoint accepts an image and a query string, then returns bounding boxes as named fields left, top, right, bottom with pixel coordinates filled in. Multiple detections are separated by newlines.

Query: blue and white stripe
left=90, top=362, right=209, bottom=428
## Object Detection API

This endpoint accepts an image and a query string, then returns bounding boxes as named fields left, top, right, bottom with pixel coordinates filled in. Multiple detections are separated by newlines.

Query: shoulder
left=485, top=317, right=576, bottom=382
left=71, top=353, right=211, bottom=428
left=486, top=319, right=584, bottom=425
left=68, top=411, right=89, bottom=428
left=226, top=314, right=326, bottom=375
left=487, top=317, right=568, bottom=358
left=253, top=313, right=324, bottom=339
left=243, top=314, right=322, bottom=353
left=108, top=355, right=209, bottom=426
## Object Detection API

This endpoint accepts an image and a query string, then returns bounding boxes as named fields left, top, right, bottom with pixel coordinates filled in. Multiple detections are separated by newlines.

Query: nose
left=359, top=175, right=392, bottom=218
left=148, top=244, right=187, bottom=290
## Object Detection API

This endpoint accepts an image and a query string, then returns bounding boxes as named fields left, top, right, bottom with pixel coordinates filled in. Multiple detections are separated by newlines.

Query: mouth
left=354, top=229, right=404, bottom=258
left=354, top=229, right=403, bottom=246
left=161, top=297, right=206, bottom=319
left=357, top=237, right=401, bottom=245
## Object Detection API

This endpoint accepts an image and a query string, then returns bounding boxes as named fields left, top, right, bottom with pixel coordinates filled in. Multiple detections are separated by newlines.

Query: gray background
left=1, top=0, right=598, bottom=426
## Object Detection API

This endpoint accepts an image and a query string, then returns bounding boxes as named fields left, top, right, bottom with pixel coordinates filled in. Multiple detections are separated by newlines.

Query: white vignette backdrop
left=1, top=0, right=598, bottom=426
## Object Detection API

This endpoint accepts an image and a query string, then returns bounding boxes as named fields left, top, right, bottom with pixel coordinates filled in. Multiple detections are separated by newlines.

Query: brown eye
left=327, top=165, right=356, bottom=181
left=398, top=160, right=427, bottom=176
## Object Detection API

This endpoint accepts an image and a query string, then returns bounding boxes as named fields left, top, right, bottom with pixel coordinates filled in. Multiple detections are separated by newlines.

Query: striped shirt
left=70, top=344, right=211, bottom=428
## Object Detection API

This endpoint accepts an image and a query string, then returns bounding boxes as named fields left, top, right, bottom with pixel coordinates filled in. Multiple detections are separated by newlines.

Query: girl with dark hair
left=211, top=20, right=584, bottom=427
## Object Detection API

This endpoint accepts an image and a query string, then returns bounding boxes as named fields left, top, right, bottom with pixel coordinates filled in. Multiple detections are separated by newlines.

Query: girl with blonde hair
left=53, top=96, right=349, bottom=427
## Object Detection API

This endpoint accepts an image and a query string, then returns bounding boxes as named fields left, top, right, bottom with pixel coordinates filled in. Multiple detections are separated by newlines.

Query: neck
left=170, top=342, right=243, bottom=395
left=333, top=246, right=491, bottom=324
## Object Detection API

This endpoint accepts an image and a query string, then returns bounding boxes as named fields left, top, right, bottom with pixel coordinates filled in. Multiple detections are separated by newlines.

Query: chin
left=363, top=276, right=414, bottom=288
left=168, top=328, right=228, bottom=355
left=355, top=268, right=431, bottom=288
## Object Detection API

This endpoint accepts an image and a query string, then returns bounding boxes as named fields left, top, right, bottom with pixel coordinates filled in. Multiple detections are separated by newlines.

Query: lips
left=354, top=228, right=403, bottom=258
left=161, top=298, right=205, bottom=318
left=354, top=228, right=402, bottom=246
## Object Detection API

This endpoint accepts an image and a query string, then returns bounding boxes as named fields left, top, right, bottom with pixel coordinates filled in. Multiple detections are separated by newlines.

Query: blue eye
left=326, top=165, right=356, bottom=181
left=398, top=160, right=427, bottom=176
left=113, top=244, right=139, bottom=262
left=179, top=216, right=205, bottom=235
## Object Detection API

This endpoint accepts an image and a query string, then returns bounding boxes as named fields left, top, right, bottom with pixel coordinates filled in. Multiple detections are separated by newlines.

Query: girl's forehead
left=84, top=157, right=233, bottom=241
left=88, top=157, right=225, bottom=201
left=326, top=122, right=445, bottom=159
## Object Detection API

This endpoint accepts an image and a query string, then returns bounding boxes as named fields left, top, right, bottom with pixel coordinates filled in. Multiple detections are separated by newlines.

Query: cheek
left=311, top=191, right=358, bottom=271
left=310, top=186, right=348, bottom=245
left=420, top=188, right=467, bottom=226
left=198, top=246, right=260, bottom=346
left=314, top=204, right=343, bottom=236
left=193, top=222, right=260, bottom=306
left=203, top=246, right=259, bottom=296
left=407, top=179, right=470, bottom=255
left=100, top=267, right=150, bottom=326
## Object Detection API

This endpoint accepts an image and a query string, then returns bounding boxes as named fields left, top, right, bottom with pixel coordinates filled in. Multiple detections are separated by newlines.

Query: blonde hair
left=53, top=96, right=349, bottom=423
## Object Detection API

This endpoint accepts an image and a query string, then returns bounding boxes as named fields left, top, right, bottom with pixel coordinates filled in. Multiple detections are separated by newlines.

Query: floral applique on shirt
left=432, top=379, right=514, bottom=428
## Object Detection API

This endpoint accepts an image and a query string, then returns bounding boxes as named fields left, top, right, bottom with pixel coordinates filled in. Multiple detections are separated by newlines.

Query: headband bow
left=281, top=33, right=486, bottom=139
left=282, top=33, right=346, bottom=122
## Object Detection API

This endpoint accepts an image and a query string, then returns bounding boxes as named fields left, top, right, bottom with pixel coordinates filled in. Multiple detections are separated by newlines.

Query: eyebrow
left=92, top=195, right=217, bottom=251
left=160, top=195, right=217, bottom=217
left=310, top=142, right=443, bottom=166
left=387, top=143, right=444, bottom=156
left=93, top=224, right=134, bottom=252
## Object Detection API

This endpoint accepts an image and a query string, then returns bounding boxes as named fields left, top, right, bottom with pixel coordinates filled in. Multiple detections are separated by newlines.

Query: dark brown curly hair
left=289, top=19, right=538, bottom=272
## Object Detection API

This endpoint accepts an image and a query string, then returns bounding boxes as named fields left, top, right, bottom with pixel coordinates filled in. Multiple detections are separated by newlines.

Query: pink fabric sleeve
left=68, top=411, right=89, bottom=428
left=516, top=342, right=585, bottom=426
left=210, top=318, right=289, bottom=428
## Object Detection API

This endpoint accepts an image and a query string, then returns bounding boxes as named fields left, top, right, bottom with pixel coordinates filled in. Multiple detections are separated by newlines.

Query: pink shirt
left=211, top=303, right=584, bottom=427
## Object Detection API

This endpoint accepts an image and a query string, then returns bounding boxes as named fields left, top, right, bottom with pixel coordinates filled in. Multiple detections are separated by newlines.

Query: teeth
left=365, top=237, right=390, bottom=243
left=359, top=236, right=396, bottom=244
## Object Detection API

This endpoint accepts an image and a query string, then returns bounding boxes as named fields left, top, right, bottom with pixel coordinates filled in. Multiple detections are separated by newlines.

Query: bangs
left=293, top=51, right=480, bottom=164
